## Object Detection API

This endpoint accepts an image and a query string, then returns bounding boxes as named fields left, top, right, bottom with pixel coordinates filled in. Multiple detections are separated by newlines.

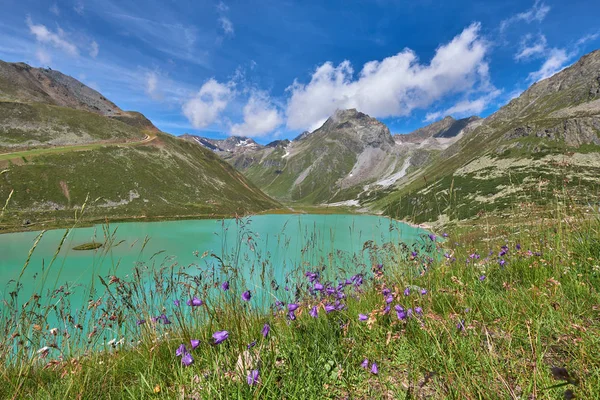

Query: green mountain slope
left=372, top=49, right=600, bottom=224
left=0, top=61, right=278, bottom=230
left=197, top=109, right=413, bottom=205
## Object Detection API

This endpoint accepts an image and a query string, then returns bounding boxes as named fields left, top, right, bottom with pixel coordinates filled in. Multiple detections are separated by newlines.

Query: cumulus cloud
left=26, top=16, right=78, bottom=56
left=500, top=0, right=550, bottom=32
left=183, top=79, right=233, bottom=129
left=285, top=23, right=493, bottom=131
left=230, top=92, right=283, bottom=137
left=515, top=34, right=547, bottom=60
left=528, top=48, right=570, bottom=82
left=89, top=40, right=99, bottom=58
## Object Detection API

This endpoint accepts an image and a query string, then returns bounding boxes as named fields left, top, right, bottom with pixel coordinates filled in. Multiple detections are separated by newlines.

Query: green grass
left=0, top=131, right=280, bottom=232
left=1, top=189, right=599, bottom=399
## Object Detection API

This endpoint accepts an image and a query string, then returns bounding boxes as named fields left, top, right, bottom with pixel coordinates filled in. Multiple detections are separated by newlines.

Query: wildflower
left=213, top=330, right=229, bottom=344
left=359, top=313, right=368, bottom=321
left=385, top=295, right=394, bottom=304
left=247, top=369, right=259, bottom=386
left=176, top=344, right=186, bottom=357
left=288, top=303, right=299, bottom=312
left=428, top=234, right=437, bottom=242
left=404, top=287, right=410, bottom=296
left=325, top=286, right=336, bottom=295
left=190, top=339, right=200, bottom=349
left=457, top=320, right=465, bottom=331
left=411, top=251, right=418, bottom=258
left=371, top=362, right=379, bottom=375
left=479, top=275, right=486, bottom=281
left=499, top=259, right=506, bottom=267
left=345, top=279, right=353, bottom=286
left=247, top=341, right=256, bottom=349
left=159, top=314, right=171, bottom=325
left=324, top=304, right=335, bottom=313
left=516, top=243, right=521, bottom=250
left=173, top=299, right=180, bottom=307
left=314, top=282, right=324, bottom=291
left=382, top=288, right=391, bottom=296
left=262, top=323, right=270, bottom=338
left=375, top=263, right=383, bottom=270
left=397, top=310, right=407, bottom=320
left=136, top=319, right=146, bottom=326
left=309, top=306, right=318, bottom=318
left=305, top=271, right=318, bottom=283
left=182, top=352, right=194, bottom=366
left=415, top=307, right=423, bottom=315
left=221, top=281, right=230, bottom=291
left=442, top=233, right=449, bottom=238
left=407, top=308, right=413, bottom=318
left=394, top=304, right=404, bottom=312
left=420, top=289, right=427, bottom=295
left=383, top=305, right=390, bottom=314
left=242, top=291, right=252, bottom=302
left=288, top=311, right=296, bottom=320
left=187, top=297, right=203, bottom=307
left=334, top=300, right=345, bottom=311
left=361, top=358, right=369, bottom=368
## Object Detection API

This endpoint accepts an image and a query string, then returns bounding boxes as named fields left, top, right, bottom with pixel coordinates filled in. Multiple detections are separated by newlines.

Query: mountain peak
left=318, top=108, right=394, bottom=148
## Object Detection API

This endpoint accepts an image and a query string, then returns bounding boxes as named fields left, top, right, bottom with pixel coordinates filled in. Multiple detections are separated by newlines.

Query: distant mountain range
left=187, top=49, right=600, bottom=224
left=2, top=49, right=599, bottom=229
left=0, top=60, right=279, bottom=230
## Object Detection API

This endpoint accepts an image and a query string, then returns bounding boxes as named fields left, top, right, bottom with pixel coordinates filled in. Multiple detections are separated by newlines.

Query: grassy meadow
left=0, top=186, right=599, bottom=399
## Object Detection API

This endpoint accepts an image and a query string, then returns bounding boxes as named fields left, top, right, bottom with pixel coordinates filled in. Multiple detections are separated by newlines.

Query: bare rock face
left=0, top=60, right=122, bottom=116
left=317, top=108, right=395, bottom=150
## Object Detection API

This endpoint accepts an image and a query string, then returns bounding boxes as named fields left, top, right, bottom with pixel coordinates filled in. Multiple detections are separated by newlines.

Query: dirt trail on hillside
left=0, top=131, right=157, bottom=162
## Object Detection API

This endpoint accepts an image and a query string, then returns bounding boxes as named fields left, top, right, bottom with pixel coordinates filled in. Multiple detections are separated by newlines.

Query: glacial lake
left=0, top=214, right=430, bottom=313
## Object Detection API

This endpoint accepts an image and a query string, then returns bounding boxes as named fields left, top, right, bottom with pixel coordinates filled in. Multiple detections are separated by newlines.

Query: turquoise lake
left=0, top=214, right=429, bottom=312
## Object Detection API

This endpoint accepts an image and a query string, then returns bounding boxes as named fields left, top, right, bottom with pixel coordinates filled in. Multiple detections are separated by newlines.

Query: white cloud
left=50, top=4, right=60, bottom=16
left=145, top=71, right=162, bottom=100
left=183, top=79, right=233, bottom=128
left=285, top=23, right=492, bottom=131
left=216, top=1, right=229, bottom=12
left=500, top=0, right=550, bottom=32
left=89, top=40, right=99, bottom=58
left=231, top=92, right=283, bottom=137
left=26, top=16, right=78, bottom=56
left=528, top=48, right=570, bottom=82
left=74, top=1, right=84, bottom=15
left=576, top=32, right=600, bottom=47
left=425, top=89, right=501, bottom=122
left=219, top=17, right=234, bottom=36
left=515, top=34, right=547, bottom=60
left=35, top=48, right=52, bottom=65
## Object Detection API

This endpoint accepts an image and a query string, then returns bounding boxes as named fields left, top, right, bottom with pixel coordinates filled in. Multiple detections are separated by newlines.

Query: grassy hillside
left=372, top=49, right=600, bottom=225
left=0, top=60, right=280, bottom=231
left=0, top=131, right=279, bottom=230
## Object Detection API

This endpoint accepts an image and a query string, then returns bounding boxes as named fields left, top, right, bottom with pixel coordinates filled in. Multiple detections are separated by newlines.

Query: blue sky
left=1, top=0, right=599, bottom=143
